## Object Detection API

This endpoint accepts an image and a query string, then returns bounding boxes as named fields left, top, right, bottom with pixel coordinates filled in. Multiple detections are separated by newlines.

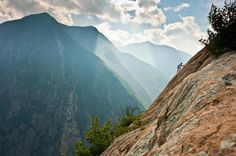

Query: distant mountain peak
left=127, top=41, right=168, bottom=49
left=70, top=25, right=99, bottom=33
left=22, top=12, right=57, bottom=23
left=33, top=12, right=52, bottom=17
left=124, top=41, right=191, bottom=55
left=125, top=41, right=155, bottom=47
left=140, top=41, right=156, bottom=45
left=120, top=40, right=191, bottom=78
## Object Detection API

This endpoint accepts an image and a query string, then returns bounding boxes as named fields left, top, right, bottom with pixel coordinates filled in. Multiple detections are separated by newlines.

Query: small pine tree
left=75, top=141, right=91, bottom=156
left=86, top=117, right=114, bottom=155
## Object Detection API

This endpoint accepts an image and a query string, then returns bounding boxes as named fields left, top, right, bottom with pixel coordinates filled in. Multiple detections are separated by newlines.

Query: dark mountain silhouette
left=0, top=13, right=144, bottom=156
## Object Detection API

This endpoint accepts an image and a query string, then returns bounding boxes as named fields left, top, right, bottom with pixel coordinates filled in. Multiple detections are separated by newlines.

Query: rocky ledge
left=102, top=49, right=236, bottom=156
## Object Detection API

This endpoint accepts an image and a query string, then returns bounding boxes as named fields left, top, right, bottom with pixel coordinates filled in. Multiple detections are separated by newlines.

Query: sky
left=0, top=0, right=226, bottom=55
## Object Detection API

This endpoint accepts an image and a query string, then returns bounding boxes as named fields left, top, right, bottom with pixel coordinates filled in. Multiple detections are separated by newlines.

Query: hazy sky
left=0, top=0, right=225, bottom=55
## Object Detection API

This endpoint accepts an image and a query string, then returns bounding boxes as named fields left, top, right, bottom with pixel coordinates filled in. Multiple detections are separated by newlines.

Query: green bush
left=113, top=107, right=142, bottom=137
left=200, top=1, right=236, bottom=57
left=75, top=107, right=142, bottom=156
left=86, top=117, right=114, bottom=156
left=75, top=141, right=91, bottom=156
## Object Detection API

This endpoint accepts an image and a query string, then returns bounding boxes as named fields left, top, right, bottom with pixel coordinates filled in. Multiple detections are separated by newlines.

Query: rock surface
left=102, top=49, right=236, bottom=156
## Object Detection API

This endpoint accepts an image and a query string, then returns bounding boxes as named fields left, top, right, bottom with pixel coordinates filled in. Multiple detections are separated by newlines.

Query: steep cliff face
left=102, top=49, right=236, bottom=156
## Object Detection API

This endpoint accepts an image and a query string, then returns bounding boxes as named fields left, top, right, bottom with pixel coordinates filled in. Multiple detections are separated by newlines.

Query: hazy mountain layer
left=66, top=27, right=169, bottom=106
left=121, top=41, right=191, bottom=78
left=115, top=52, right=169, bottom=102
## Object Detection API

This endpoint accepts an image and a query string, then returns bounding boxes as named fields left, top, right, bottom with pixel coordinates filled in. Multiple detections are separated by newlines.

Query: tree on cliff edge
left=200, top=1, right=236, bottom=57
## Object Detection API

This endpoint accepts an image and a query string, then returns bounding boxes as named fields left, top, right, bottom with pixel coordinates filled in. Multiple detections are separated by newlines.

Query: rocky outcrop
left=102, top=49, right=236, bottom=156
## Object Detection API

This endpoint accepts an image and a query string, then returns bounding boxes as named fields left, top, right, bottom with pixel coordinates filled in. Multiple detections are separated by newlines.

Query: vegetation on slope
left=75, top=107, right=142, bottom=156
left=200, top=1, right=236, bottom=57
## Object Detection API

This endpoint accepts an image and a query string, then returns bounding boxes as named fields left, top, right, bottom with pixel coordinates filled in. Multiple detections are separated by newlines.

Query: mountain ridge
left=123, top=41, right=189, bottom=54
left=120, top=41, right=191, bottom=78
left=0, top=13, right=144, bottom=156
left=64, top=18, right=169, bottom=107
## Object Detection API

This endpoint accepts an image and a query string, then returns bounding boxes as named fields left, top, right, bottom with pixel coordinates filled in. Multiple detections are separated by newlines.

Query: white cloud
left=1, top=0, right=166, bottom=26
left=75, top=0, right=123, bottom=21
left=164, top=3, right=190, bottom=12
left=0, top=13, right=11, bottom=23
left=137, top=0, right=161, bottom=8
left=115, top=0, right=137, bottom=12
left=0, top=0, right=205, bottom=55
left=115, top=0, right=166, bottom=26
left=0, top=0, right=123, bottom=25
left=144, top=16, right=205, bottom=54
left=96, top=22, right=147, bottom=47
left=134, top=3, right=166, bottom=26
left=0, top=0, right=12, bottom=23
left=0, top=0, right=73, bottom=24
left=96, top=16, right=205, bottom=55
left=134, top=0, right=166, bottom=26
